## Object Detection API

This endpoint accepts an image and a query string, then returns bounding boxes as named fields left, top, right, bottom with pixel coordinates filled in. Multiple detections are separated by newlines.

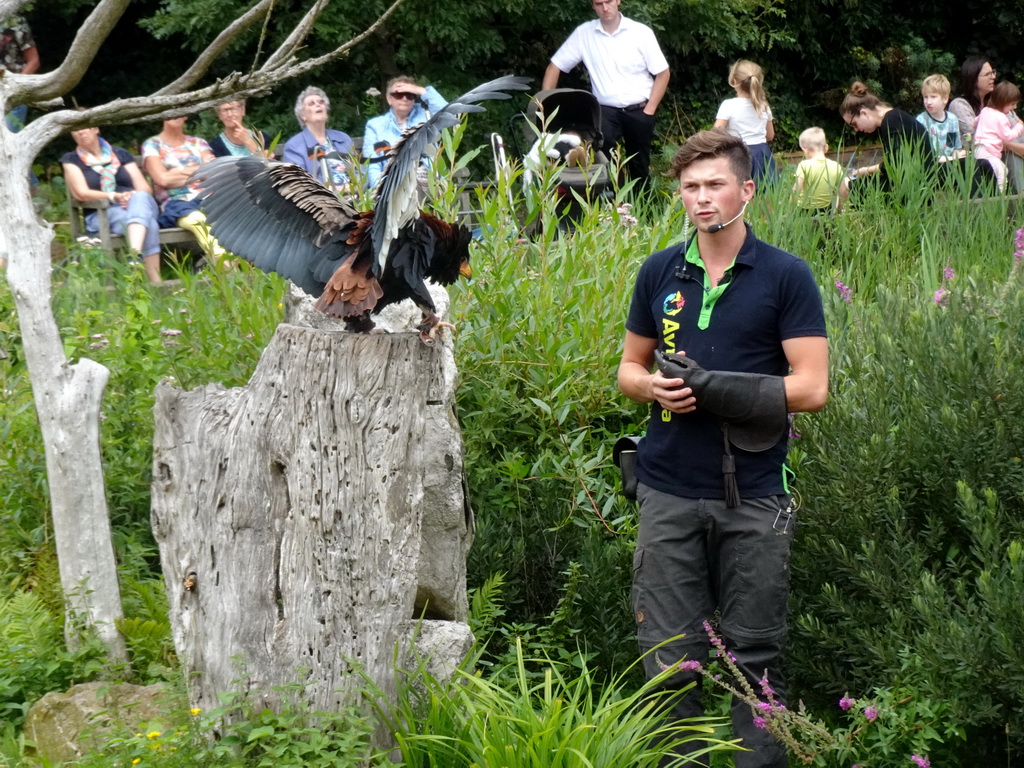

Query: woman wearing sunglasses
left=363, top=76, right=447, bottom=190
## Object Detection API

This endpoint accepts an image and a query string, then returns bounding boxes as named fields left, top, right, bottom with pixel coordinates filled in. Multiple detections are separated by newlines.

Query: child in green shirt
left=793, top=127, right=848, bottom=214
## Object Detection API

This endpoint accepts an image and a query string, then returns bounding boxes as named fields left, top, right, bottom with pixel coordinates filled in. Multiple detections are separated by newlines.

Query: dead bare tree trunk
left=1, top=129, right=127, bottom=660
left=151, top=320, right=473, bottom=728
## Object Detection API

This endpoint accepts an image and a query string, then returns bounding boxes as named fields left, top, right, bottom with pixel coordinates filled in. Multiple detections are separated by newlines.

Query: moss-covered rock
left=23, top=681, right=180, bottom=765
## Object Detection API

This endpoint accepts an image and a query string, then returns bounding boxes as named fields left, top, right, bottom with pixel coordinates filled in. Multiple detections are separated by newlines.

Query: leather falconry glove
left=654, top=350, right=788, bottom=507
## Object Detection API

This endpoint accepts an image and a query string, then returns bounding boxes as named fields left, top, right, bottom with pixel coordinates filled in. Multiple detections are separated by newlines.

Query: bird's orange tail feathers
left=314, top=262, right=384, bottom=318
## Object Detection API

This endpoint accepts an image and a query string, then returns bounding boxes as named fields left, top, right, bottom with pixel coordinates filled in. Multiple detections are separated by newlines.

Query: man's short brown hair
left=666, top=129, right=752, bottom=183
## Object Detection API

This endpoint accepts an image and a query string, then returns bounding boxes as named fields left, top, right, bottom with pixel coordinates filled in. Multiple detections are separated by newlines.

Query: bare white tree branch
left=262, top=0, right=331, bottom=70
left=16, top=0, right=405, bottom=162
left=18, top=77, right=255, bottom=160
left=154, top=0, right=277, bottom=96
left=0, top=0, right=28, bottom=20
left=273, top=0, right=405, bottom=73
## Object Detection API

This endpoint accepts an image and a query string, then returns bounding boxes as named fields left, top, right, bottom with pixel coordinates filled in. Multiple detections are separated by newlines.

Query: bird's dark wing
left=192, top=156, right=362, bottom=296
left=370, top=75, right=532, bottom=276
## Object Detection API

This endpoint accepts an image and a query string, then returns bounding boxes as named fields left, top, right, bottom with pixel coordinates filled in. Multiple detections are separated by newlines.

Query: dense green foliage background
left=24, top=0, right=1024, bottom=174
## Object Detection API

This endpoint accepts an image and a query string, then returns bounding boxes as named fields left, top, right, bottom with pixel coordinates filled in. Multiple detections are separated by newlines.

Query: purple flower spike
left=934, top=287, right=949, bottom=307
left=835, top=280, right=853, bottom=303
left=752, top=715, right=767, bottom=729
left=864, top=705, right=878, bottom=722
left=838, top=696, right=856, bottom=711
left=677, top=659, right=703, bottom=672
left=943, top=265, right=956, bottom=281
left=910, top=755, right=930, bottom=768
left=704, top=621, right=728, bottom=653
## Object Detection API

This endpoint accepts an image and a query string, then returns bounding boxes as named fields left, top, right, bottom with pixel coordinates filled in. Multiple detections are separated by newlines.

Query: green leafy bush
left=789, top=233, right=1024, bottom=759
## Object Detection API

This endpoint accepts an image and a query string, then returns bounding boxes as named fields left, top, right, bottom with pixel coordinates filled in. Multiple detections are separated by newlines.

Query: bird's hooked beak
left=459, top=259, right=472, bottom=278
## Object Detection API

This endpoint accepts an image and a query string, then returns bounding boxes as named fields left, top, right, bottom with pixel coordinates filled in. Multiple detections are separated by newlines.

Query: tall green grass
left=377, top=636, right=731, bottom=768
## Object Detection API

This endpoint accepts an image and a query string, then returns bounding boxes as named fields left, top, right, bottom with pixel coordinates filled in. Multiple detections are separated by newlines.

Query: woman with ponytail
left=839, top=80, right=936, bottom=194
left=714, top=59, right=779, bottom=187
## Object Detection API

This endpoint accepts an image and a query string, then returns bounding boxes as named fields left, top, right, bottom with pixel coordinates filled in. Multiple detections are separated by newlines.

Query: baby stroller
left=493, top=88, right=612, bottom=228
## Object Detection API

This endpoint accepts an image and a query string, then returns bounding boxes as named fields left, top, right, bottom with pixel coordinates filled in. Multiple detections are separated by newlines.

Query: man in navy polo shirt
left=617, top=129, right=828, bottom=768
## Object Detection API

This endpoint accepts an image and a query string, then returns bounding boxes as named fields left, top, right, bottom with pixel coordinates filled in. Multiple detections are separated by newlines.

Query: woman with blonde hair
left=714, top=59, right=778, bottom=186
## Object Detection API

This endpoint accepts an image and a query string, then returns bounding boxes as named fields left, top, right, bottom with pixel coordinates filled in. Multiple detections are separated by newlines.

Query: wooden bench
left=66, top=151, right=203, bottom=256
left=66, top=196, right=201, bottom=255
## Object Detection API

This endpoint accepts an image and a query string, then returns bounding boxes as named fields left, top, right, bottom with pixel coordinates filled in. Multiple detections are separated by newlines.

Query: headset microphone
left=707, top=201, right=748, bottom=234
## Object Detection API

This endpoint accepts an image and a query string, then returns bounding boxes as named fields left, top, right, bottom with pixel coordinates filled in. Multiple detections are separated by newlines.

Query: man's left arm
left=644, top=68, right=670, bottom=116
left=782, top=336, right=828, bottom=413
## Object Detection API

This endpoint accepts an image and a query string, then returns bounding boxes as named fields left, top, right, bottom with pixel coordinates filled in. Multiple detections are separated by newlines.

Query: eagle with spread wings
left=191, top=75, right=531, bottom=344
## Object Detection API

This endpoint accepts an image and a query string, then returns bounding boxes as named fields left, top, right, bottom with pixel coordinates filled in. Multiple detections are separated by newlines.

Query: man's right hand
left=618, top=332, right=696, bottom=412
left=650, top=371, right=696, bottom=413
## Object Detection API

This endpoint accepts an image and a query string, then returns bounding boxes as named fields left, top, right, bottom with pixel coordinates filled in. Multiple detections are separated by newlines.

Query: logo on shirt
left=662, top=291, right=685, bottom=316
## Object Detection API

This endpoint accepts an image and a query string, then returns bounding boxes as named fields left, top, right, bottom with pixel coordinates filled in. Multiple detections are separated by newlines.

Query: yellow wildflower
left=146, top=731, right=161, bottom=740
left=189, top=707, right=202, bottom=716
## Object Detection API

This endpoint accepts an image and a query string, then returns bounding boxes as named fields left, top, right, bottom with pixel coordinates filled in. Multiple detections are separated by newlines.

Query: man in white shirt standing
left=542, top=0, right=670, bottom=189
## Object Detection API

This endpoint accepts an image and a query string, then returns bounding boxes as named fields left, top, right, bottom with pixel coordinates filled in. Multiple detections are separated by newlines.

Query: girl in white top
left=714, top=60, right=779, bottom=187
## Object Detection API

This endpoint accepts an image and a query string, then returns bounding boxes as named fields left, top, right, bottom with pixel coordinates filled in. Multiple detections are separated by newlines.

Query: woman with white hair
left=282, top=86, right=354, bottom=192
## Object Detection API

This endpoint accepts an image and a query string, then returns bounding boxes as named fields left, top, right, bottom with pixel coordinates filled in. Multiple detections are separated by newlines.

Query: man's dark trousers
left=602, top=105, right=656, bottom=188
left=633, top=483, right=794, bottom=768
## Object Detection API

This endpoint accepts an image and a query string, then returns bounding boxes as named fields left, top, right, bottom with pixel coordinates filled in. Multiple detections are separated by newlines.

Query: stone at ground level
left=397, top=619, right=475, bottom=683
left=22, top=624, right=471, bottom=765
left=23, top=681, right=180, bottom=765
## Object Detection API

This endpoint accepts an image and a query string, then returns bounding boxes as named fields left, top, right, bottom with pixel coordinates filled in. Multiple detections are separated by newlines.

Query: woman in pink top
left=973, top=81, right=1024, bottom=191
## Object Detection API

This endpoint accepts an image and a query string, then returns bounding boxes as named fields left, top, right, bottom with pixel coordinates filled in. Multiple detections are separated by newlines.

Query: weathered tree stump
left=151, top=313, right=473, bottom=730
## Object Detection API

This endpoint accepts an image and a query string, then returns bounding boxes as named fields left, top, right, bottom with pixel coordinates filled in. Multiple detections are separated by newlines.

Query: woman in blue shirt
left=363, top=77, right=447, bottom=190
left=283, top=87, right=354, bottom=193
